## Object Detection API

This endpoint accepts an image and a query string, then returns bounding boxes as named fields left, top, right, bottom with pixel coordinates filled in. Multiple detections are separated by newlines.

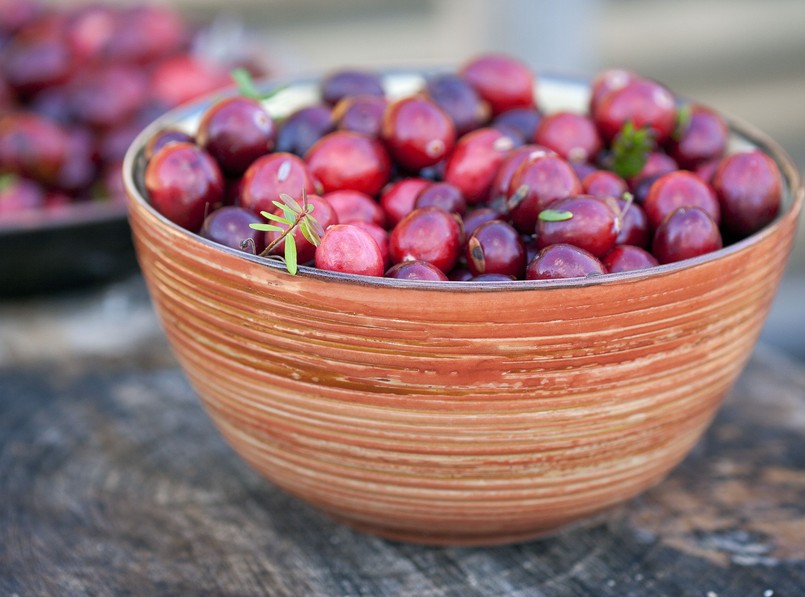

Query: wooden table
left=2, top=276, right=804, bottom=596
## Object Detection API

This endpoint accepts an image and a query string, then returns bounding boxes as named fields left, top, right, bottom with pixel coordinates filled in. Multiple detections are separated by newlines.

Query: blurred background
left=43, top=0, right=805, bottom=359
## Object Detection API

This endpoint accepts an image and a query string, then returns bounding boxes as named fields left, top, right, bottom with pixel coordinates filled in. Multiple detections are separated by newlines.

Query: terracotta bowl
left=123, top=72, right=803, bottom=546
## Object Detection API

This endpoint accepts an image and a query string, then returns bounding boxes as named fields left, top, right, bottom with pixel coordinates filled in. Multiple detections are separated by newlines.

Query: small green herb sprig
left=610, top=120, right=654, bottom=179
left=230, top=67, right=286, bottom=102
left=248, top=191, right=324, bottom=275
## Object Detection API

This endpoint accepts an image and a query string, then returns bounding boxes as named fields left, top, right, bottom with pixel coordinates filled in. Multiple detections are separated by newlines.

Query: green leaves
left=538, top=209, right=574, bottom=222
left=230, top=68, right=287, bottom=102
left=610, top=120, right=653, bottom=179
left=673, top=103, right=692, bottom=141
left=248, top=191, right=323, bottom=275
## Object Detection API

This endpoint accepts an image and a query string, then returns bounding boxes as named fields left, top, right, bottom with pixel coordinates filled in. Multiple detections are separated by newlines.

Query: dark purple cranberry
left=425, top=72, right=490, bottom=136
left=628, top=151, right=678, bottom=190
left=200, top=206, right=266, bottom=254
left=644, top=170, right=720, bottom=229
left=603, top=245, right=658, bottom=273
left=491, top=107, right=542, bottom=143
left=711, top=149, right=782, bottom=237
left=583, top=170, right=628, bottom=199
left=332, top=94, right=387, bottom=138
left=666, top=104, right=728, bottom=169
left=320, top=69, right=384, bottom=106
left=315, top=223, right=385, bottom=276
left=275, top=105, right=334, bottom=157
left=389, top=207, right=462, bottom=273
left=535, top=195, right=619, bottom=258
left=465, top=220, right=526, bottom=278
left=68, top=64, right=148, bottom=129
left=613, top=197, right=651, bottom=248
left=2, top=33, right=74, bottom=97
left=473, top=273, right=516, bottom=282
left=447, top=267, right=474, bottom=281
left=462, top=207, right=503, bottom=237
left=385, top=260, right=448, bottom=281
left=144, top=128, right=195, bottom=161
left=652, top=206, right=722, bottom=264
left=526, top=244, right=605, bottom=280
left=196, top=96, right=276, bottom=176
left=415, top=181, right=466, bottom=215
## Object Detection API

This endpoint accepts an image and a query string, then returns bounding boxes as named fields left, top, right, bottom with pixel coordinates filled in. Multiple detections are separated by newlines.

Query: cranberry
left=104, top=5, right=188, bottom=64
left=240, top=152, right=318, bottom=216
left=389, top=207, right=462, bottom=273
left=712, top=149, right=782, bottom=237
left=613, top=197, right=651, bottom=248
left=315, top=223, right=385, bottom=276
left=593, top=78, right=677, bottom=144
left=305, top=130, right=391, bottom=196
left=0, top=175, right=45, bottom=215
left=447, top=267, right=474, bottom=281
left=583, top=170, right=628, bottom=199
left=462, top=207, right=504, bottom=237
left=666, top=104, right=728, bottom=169
left=415, top=182, right=466, bottom=215
left=491, top=107, right=542, bottom=143
left=379, top=177, right=430, bottom=227
left=425, top=72, right=490, bottom=136
left=0, top=0, right=42, bottom=34
left=200, top=206, right=266, bottom=254
left=459, top=53, right=535, bottom=116
left=55, top=126, right=96, bottom=194
left=652, top=206, right=722, bottom=264
left=323, top=189, right=385, bottom=227
left=381, top=96, right=455, bottom=172
left=65, top=4, right=118, bottom=63
left=473, top=273, right=516, bottom=282
left=488, top=145, right=554, bottom=204
left=443, top=127, right=516, bottom=204
left=275, top=105, right=334, bottom=157
left=144, top=141, right=224, bottom=232
left=643, top=170, right=720, bottom=229
left=351, top=220, right=390, bottom=268
left=588, top=68, right=639, bottom=116
left=535, top=195, right=619, bottom=258
left=144, top=128, right=195, bottom=161
left=68, top=64, right=149, bottom=129
left=603, top=245, right=658, bottom=273
left=196, top=96, right=276, bottom=176
left=265, top=194, right=338, bottom=265
left=535, top=112, right=602, bottom=163
left=320, top=69, right=384, bottom=106
left=693, top=158, right=720, bottom=185
left=2, top=32, right=74, bottom=97
left=332, top=94, right=387, bottom=138
left=465, top=220, right=526, bottom=278
left=526, top=243, right=605, bottom=280
left=0, top=112, right=70, bottom=185
left=506, top=153, right=582, bottom=233
left=150, top=54, right=231, bottom=108
left=385, top=260, right=448, bottom=281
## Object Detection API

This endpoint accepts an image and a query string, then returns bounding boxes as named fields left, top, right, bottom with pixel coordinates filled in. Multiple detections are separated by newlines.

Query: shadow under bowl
left=123, top=72, right=803, bottom=546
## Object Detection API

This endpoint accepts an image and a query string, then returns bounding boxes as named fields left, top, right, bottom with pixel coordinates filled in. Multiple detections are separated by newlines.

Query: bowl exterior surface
left=124, top=74, right=803, bottom=545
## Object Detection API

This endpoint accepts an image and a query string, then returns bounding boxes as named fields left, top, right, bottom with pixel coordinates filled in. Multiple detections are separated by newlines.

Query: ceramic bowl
left=123, top=72, right=803, bottom=545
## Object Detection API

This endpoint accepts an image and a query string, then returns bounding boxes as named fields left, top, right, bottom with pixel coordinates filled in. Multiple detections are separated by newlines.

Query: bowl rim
left=123, top=69, right=804, bottom=293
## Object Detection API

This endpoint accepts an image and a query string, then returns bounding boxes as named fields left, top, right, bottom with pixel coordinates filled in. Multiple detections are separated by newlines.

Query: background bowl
left=124, top=72, right=803, bottom=546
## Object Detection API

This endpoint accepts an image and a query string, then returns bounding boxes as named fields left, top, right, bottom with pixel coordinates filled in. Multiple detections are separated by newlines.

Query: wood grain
left=1, top=347, right=803, bottom=596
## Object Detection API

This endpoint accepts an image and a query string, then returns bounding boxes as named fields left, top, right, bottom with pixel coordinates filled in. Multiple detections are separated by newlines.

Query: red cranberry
left=443, top=127, right=515, bottom=204
left=389, top=207, right=462, bottom=273
left=666, top=104, right=728, bottom=169
left=144, top=128, right=195, bottom=161
left=465, top=220, right=526, bottom=278
left=693, top=158, right=720, bottom=185
left=379, top=177, right=430, bottom=227
left=55, top=126, right=96, bottom=194
left=652, top=206, right=722, bottom=264
left=381, top=96, right=455, bottom=172
left=305, top=130, right=391, bottom=196
left=351, top=220, right=390, bottom=268
left=0, top=112, right=70, bottom=185
left=200, top=206, right=266, bottom=254
left=711, top=149, right=782, bottom=237
left=535, top=112, right=602, bottom=163
left=385, top=260, right=448, bottom=281
left=535, top=195, right=619, bottom=258
left=65, top=4, right=118, bottom=63
left=68, top=64, right=149, bottom=129
left=315, top=223, right=385, bottom=276
left=323, top=189, right=385, bottom=227
left=144, top=141, right=224, bottom=232
left=2, top=32, right=75, bottom=97
left=275, top=105, right=335, bottom=157
left=583, top=170, right=628, bottom=199
left=414, top=182, right=467, bottom=215
left=104, top=5, right=188, bottom=64
left=320, top=69, right=384, bottom=106
left=506, top=153, right=582, bottom=233
left=332, top=94, right=387, bottom=138
left=588, top=68, right=639, bottom=116
left=603, top=245, right=658, bottom=273
left=0, top=175, right=45, bottom=215
left=459, top=53, right=535, bottom=116
left=593, top=78, right=677, bottom=144
left=491, top=107, right=542, bottom=143
left=462, top=207, right=504, bottom=237
left=488, top=145, right=554, bottom=204
left=265, top=194, right=338, bottom=264
left=425, top=72, right=490, bottom=136
left=613, top=197, right=651, bottom=248
left=644, top=170, right=720, bottom=229
left=150, top=54, right=231, bottom=108
left=240, top=152, right=318, bottom=215
left=526, top=243, right=605, bottom=280
left=196, top=96, right=276, bottom=176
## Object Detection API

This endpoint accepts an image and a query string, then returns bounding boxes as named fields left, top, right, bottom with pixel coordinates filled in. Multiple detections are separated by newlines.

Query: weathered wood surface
left=1, top=279, right=804, bottom=596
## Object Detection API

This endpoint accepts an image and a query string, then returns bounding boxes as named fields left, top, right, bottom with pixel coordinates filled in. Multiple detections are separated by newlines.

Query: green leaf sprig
left=538, top=209, right=574, bottom=222
left=249, top=190, right=325, bottom=275
left=610, top=120, right=654, bottom=179
left=230, top=67, right=286, bottom=102
left=672, top=103, right=692, bottom=142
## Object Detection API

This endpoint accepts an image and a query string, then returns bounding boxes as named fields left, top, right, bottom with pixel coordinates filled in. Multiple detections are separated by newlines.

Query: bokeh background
left=64, top=0, right=805, bottom=360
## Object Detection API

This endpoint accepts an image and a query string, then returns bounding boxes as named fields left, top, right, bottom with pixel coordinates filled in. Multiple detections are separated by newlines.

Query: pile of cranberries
left=0, top=0, right=261, bottom=219
left=144, top=53, right=784, bottom=281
